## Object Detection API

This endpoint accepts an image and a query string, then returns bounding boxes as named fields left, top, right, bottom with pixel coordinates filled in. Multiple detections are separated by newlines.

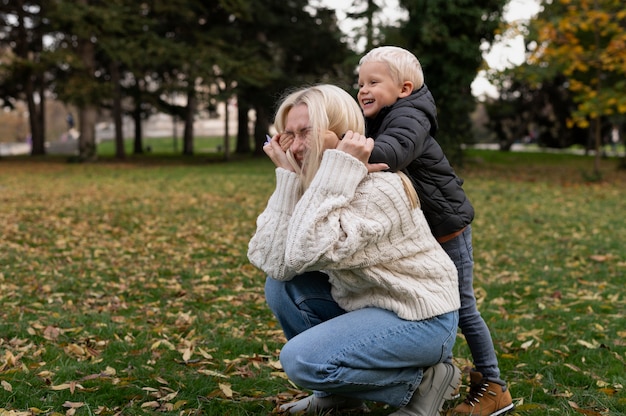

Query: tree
left=47, top=0, right=124, bottom=161
left=525, top=0, right=626, bottom=174
left=346, top=0, right=383, bottom=51
left=2, top=0, right=353, bottom=160
left=397, top=0, right=508, bottom=165
left=0, top=0, right=50, bottom=155
left=485, top=66, right=589, bottom=150
left=231, top=0, right=354, bottom=156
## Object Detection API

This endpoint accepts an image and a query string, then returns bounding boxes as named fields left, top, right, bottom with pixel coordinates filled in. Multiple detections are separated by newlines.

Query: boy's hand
left=337, top=131, right=389, bottom=172
left=366, top=162, right=390, bottom=173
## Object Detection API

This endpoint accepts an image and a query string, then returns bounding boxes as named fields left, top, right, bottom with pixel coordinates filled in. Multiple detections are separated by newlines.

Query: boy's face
left=358, top=62, right=410, bottom=118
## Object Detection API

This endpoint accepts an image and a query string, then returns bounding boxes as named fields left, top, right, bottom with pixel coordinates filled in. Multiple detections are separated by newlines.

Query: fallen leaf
left=564, top=363, right=582, bottom=372
left=182, top=347, right=192, bottom=362
left=159, top=391, right=178, bottom=402
left=62, top=402, right=85, bottom=409
left=577, top=339, right=600, bottom=349
left=568, top=400, right=605, bottom=415
left=219, top=382, right=233, bottom=398
left=197, top=369, right=229, bottom=378
left=43, top=326, right=61, bottom=341
left=50, top=382, right=84, bottom=393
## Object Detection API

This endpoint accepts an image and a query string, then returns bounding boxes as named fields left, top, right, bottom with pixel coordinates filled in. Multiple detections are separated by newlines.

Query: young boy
left=357, top=46, right=514, bottom=416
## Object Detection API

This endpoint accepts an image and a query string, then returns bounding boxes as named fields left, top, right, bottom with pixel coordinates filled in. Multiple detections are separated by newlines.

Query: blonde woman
left=248, top=84, right=460, bottom=416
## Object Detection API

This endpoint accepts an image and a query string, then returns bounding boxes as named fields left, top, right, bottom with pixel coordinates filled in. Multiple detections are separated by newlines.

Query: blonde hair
left=359, top=46, right=424, bottom=91
left=274, top=84, right=419, bottom=208
left=274, top=84, right=365, bottom=188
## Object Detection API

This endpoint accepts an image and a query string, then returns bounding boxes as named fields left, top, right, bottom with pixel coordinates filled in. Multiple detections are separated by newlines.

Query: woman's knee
left=280, top=339, right=316, bottom=387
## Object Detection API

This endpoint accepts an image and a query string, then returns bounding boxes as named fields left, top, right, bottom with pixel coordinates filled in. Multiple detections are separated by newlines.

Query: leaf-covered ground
left=0, top=152, right=624, bottom=415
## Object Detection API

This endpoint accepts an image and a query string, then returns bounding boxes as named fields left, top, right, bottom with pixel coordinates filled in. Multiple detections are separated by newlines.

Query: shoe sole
left=429, top=364, right=462, bottom=415
left=443, top=364, right=463, bottom=400
left=489, top=403, right=515, bottom=416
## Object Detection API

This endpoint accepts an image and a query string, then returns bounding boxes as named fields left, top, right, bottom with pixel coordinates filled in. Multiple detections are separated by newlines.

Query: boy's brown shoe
left=452, top=371, right=514, bottom=416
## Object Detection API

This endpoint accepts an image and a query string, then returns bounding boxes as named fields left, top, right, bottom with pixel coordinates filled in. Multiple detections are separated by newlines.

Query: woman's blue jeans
left=440, top=225, right=502, bottom=383
left=264, top=272, right=459, bottom=407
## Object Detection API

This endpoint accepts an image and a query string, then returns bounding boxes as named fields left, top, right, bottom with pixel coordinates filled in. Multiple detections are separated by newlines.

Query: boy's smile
left=358, top=61, right=411, bottom=118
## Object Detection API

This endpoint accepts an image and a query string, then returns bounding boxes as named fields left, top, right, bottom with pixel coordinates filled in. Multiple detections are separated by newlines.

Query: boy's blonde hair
left=274, top=84, right=419, bottom=208
left=359, top=46, right=424, bottom=91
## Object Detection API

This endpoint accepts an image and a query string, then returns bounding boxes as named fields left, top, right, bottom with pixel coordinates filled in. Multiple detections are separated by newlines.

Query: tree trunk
left=253, top=105, right=270, bottom=156
left=593, top=117, right=601, bottom=177
left=236, top=97, right=251, bottom=154
left=77, top=34, right=97, bottom=161
left=133, top=108, right=144, bottom=154
left=27, top=81, right=46, bottom=155
left=223, top=98, right=230, bottom=161
left=111, top=61, right=125, bottom=159
left=78, top=106, right=98, bottom=161
left=18, top=5, right=46, bottom=156
left=132, top=79, right=144, bottom=154
left=183, top=87, right=195, bottom=155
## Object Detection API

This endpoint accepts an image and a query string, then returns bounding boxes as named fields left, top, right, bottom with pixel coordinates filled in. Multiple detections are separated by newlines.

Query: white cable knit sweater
left=248, top=149, right=460, bottom=321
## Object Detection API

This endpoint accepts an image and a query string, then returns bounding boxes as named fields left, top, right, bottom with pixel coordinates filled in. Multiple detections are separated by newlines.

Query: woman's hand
left=337, top=131, right=389, bottom=173
left=264, top=134, right=294, bottom=171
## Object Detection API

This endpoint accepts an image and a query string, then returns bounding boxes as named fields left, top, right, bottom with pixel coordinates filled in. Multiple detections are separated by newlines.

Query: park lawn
left=0, top=150, right=624, bottom=415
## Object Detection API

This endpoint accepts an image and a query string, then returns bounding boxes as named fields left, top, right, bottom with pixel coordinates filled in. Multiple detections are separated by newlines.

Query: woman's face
left=284, top=103, right=338, bottom=168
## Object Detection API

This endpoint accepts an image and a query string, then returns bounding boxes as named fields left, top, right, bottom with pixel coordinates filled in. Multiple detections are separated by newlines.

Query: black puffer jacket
left=366, top=85, right=474, bottom=238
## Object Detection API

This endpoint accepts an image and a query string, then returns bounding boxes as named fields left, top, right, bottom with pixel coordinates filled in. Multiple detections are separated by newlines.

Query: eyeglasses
left=281, top=127, right=312, bottom=142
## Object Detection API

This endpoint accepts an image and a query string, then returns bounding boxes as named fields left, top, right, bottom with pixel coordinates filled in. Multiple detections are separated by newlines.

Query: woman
left=248, top=84, right=460, bottom=416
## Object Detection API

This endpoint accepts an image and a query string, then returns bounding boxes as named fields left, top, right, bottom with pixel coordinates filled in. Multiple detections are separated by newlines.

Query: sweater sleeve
left=284, top=150, right=402, bottom=274
left=247, top=168, right=302, bottom=280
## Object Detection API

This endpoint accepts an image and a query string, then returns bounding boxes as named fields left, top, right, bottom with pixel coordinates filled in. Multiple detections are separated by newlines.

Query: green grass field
left=0, top=150, right=624, bottom=415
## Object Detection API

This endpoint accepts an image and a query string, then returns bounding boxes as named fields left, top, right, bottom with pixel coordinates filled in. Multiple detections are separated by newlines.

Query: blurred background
left=0, top=0, right=624, bottom=166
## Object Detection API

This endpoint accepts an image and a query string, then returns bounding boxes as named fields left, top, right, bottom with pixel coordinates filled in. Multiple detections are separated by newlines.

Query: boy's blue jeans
left=440, top=225, right=502, bottom=383
left=264, top=272, right=458, bottom=407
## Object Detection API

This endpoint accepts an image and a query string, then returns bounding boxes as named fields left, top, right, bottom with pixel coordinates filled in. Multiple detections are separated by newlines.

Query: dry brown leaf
left=219, top=382, right=233, bottom=398
left=589, top=255, right=607, bottom=262
left=1, top=380, right=12, bottom=392
left=520, top=339, right=534, bottom=350
left=568, top=401, right=605, bottom=415
left=43, top=326, right=61, bottom=341
left=197, top=347, right=214, bottom=359
left=197, top=369, right=229, bottom=378
left=50, top=382, right=84, bottom=393
left=182, top=347, right=192, bottom=362
left=564, top=363, right=582, bottom=372
left=159, top=391, right=178, bottom=402
left=151, top=339, right=176, bottom=350
left=62, top=402, right=84, bottom=409
left=599, top=387, right=619, bottom=395
left=577, top=339, right=600, bottom=349
left=140, top=401, right=160, bottom=409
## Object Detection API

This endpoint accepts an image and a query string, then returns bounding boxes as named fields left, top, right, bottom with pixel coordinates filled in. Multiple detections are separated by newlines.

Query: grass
left=96, top=136, right=240, bottom=156
left=0, top=149, right=625, bottom=415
